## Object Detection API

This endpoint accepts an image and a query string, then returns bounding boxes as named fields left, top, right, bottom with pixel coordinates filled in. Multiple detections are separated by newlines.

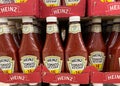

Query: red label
left=0, top=5, right=20, bottom=13
left=51, top=7, right=71, bottom=15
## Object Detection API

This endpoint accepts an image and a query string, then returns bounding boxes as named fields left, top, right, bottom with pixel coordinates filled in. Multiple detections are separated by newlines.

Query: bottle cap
left=8, top=21, right=15, bottom=26
left=69, top=16, right=80, bottom=22
left=92, top=17, right=102, bottom=23
left=113, top=18, right=120, bottom=23
left=0, top=18, right=8, bottom=23
left=46, top=16, right=57, bottom=23
left=22, top=17, right=33, bottom=23
left=70, top=84, right=80, bottom=86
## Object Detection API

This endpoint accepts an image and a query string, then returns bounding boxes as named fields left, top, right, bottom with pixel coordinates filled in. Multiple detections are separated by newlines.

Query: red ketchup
left=105, top=18, right=120, bottom=71
left=109, top=18, right=120, bottom=72
left=0, top=18, right=18, bottom=74
left=19, top=17, right=41, bottom=74
left=42, top=17, right=64, bottom=86
left=65, top=16, right=88, bottom=86
left=86, top=17, right=106, bottom=72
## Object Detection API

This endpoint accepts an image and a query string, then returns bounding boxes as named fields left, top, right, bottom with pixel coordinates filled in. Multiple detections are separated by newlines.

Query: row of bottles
left=0, top=16, right=120, bottom=76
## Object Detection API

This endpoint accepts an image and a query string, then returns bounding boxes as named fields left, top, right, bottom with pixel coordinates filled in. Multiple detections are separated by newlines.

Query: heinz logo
left=0, top=5, right=20, bottom=13
left=52, top=8, right=71, bottom=15
left=10, top=75, right=26, bottom=81
left=107, top=3, right=120, bottom=11
left=56, top=76, right=74, bottom=81
left=107, top=74, right=120, bottom=80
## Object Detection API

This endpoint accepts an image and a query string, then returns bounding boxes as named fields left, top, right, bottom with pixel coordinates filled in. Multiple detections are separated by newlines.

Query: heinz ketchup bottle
left=86, top=17, right=106, bottom=72
left=0, top=18, right=18, bottom=74
left=109, top=17, right=120, bottom=72
left=105, top=18, right=120, bottom=72
left=65, top=16, right=88, bottom=86
left=43, top=17, right=64, bottom=86
left=19, top=17, right=41, bottom=85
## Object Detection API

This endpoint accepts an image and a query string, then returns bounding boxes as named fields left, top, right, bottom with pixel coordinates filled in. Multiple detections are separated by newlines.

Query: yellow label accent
left=101, top=0, right=114, bottom=2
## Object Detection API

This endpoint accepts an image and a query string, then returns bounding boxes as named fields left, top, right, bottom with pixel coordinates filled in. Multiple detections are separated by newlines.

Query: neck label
left=0, top=25, right=10, bottom=35
left=69, top=23, right=81, bottom=34
left=22, top=24, right=34, bottom=34
left=47, top=24, right=59, bottom=34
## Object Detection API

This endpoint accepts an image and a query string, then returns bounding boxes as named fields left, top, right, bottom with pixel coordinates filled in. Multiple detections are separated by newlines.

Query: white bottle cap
left=93, top=83, right=103, bottom=86
left=22, top=17, right=33, bottom=23
left=113, top=18, right=120, bottom=23
left=0, top=18, right=8, bottom=23
left=69, top=16, right=80, bottom=22
left=46, top=16, right=57, bottom=23
left=70, top=84, right=80, bottom=86
left=8, top=21, right=15, bottom=25
left=50, top=83, right=59, bottom=86
left=92, top=17, right=102, bottom=23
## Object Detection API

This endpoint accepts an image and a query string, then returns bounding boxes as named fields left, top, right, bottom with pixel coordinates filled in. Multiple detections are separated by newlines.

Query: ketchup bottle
left=65, top=16, right=87, bottom=86
left=8, top=20, right=20, bottom=48
left=65, top=16, right=87, bottom=74
left=0, top=18, right=18, bottom=74
left=109, top=18, right=120, bottom=72
left=86, top=17, right=106, bottom=72
left=19, top=17, right=40, bottom=74
left=43, top=0, right=61, bottom=7
left=105, top=18, right=120, bottom=72
left=42, top=17, right=64, bottom=86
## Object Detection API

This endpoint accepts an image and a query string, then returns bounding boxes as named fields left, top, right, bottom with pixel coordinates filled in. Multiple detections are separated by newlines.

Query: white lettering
left=0, top=6, right=18, bottom=13
left=57, top=76, right=73, bottom=81
left=53, top=8, right=70, bottom=14
left=10, top=76, right=25, bottom=81
left=109, top=5, right=120, bottom=11
left=107, top=74, right=120, bottom=80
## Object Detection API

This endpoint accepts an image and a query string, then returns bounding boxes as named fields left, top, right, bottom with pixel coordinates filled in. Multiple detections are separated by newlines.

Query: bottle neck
left=46, top=23, right=59, bottom=34
left=69, top=22, right=81, bottom=34
left=91, top=24, right=102, bottom=33
left=22, top=23, right=35, bottom=34
left=112, top=24, right=120, bottom=32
